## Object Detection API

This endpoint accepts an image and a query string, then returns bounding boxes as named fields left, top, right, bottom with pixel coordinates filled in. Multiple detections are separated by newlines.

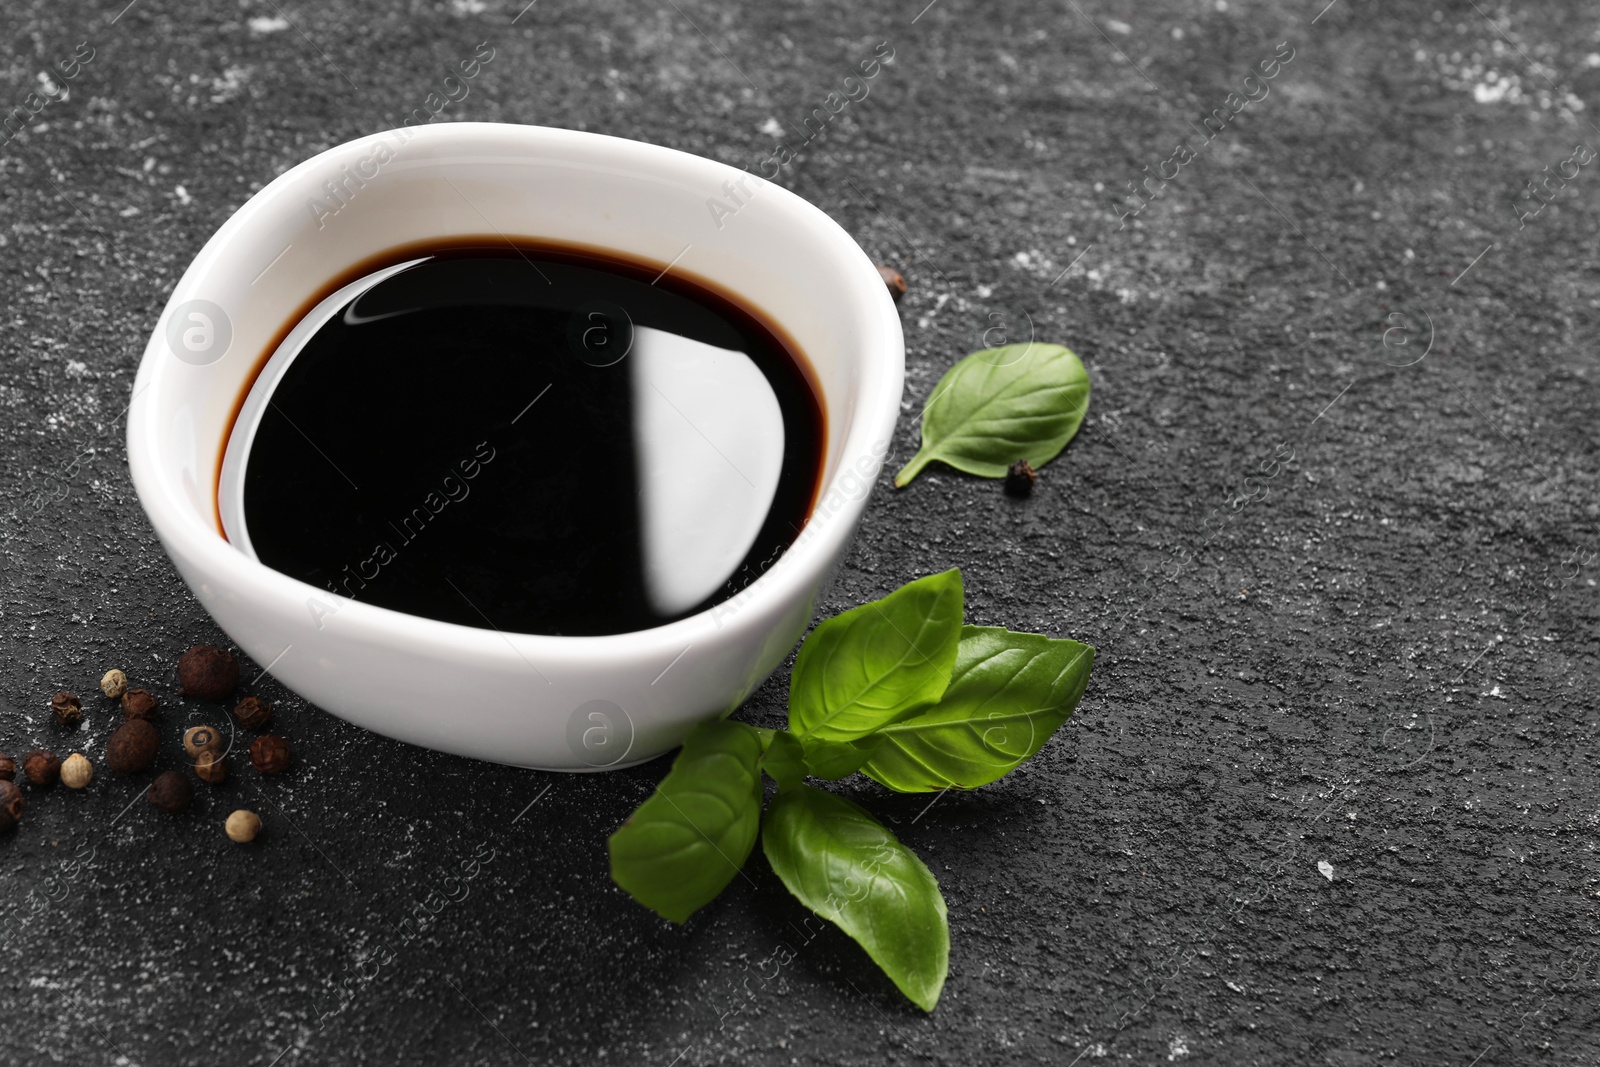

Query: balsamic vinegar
left=239, top=242, right=824, bottom=636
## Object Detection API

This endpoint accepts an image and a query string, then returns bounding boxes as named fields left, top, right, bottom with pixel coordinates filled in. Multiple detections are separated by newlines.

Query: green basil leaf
left=762, top=784, right=949, bottom=1011
left=895, top=343, right=1090, bottom=487
left=799, top=734, right=884, bottom=780
left=760, top=728, right=806, bottom=791
left=788, top=569, right=964, bottom=744
left=608, top=720, right=765, bottom=923
left=760, top=730, right=880, bottom=787
left=862, top=626, right=1094, bottom=792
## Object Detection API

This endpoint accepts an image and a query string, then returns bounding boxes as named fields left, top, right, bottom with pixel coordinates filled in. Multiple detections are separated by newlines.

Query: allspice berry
left=177, top=644, right=239, bottom=701
left=100, top=668, right=129, bottom=699
left=147, top=770, right=193, bottom=814
left=106, top=719, right=159, bottom=775
left=121, top=688, right=160, bottom=722
left=0, top=780, right=23, bottom=832
left=194, top=751, right=228, bottom=785
left=23, top=750, right=61, bottom=787
left=51, top=691, right=83, bottom=729
left=249, top=734, right=291, bottom=775
left=183, top=725, right=224, bottom=759
left=231, top=696, right=273, bottom=732
left=877, top=264, right=908, bottom=303
left=0, top=753, right=14, bottom=781
left=60, top=753, right=94, bottom=790
left=225, top=809, right=262, bottom=843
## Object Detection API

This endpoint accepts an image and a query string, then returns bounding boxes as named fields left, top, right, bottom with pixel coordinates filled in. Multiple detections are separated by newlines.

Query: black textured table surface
left=4, top=1, right=1599, bottom=1064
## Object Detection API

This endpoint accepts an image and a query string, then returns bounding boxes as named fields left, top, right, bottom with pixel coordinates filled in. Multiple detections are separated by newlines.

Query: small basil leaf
left=862, top=626, right=1094, bottom=792
left=762, top=784, right=949, bottom=1011
left=761, top=730, right=884, bottom=787
left=608, top=720, right=765, bottom=923
left=788, top=569, right=964, bottom=744
left=761, top=729, right=806, bottom=791
left=895, top=343, right=1090, bottom=487
left=800, top=735, right=884, bottom=780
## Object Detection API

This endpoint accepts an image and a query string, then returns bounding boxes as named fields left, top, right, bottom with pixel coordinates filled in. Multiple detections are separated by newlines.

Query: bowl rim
left=126, top=121, right=904, bottom=661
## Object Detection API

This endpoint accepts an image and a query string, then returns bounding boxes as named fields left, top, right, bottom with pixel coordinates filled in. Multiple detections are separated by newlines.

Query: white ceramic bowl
left=126, top=122, right=903, bottom=770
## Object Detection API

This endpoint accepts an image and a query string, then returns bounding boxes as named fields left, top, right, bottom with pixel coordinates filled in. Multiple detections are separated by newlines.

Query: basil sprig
left=607, top=567, right=1094, bottom=1010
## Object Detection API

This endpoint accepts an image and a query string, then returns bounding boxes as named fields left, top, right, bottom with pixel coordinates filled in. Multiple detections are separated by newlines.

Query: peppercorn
left=231, top=696, right=273, bottom=732
left=877, top=264, right=907, bottom=303
left=121, top=688, right=159, bottom=722
left=177, top=644, right=239, bottom=701
left=250, top=734, right=291, bottom=775
left=100, top=668, right=129, bottom=699
left=0, top=780, right=23, bottom=832
left=60, top=753, right=93, bottom=789
left=23, top=750, right=61, bottom=787
left=147, top=770, right=193, bottom=814
left=51, top=691, right=83, bottom=729
left=183, top=725, right=224, bottom=759
left=1003, top=459, right=1038, bottom=498
left=106, top=720, right=159, bottom=775
left=0, top=753, right=14, bottom=781
left=225, top=809, right=261, bottom=842
left=194, top=750, right=228, bottom=785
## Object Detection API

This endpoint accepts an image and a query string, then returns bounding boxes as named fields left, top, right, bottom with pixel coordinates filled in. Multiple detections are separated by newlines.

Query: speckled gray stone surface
left=2, top=1, right=1599, bottom=1064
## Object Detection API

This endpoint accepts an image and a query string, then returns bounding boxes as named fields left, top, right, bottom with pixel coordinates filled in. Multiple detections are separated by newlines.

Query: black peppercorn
left=0, top=753, right=14, bottom=782
left=232, top=696, right=273, bottom=732
left=250, top=734, right=291, bottom=775
left=147, top=770, right=193, bottom=814
left=0, top=780, right=22, bottom=832
left=178, top=645, right=239, bottom=701
left=1003, top=459, right=1038, bottom=498
left=51, top=691, right=83, bottom=728
left=23, top=750, right=61, bottom=787
left=121, top=688, right=160, bottom=722
left=106, top=720, right=159, bottom=775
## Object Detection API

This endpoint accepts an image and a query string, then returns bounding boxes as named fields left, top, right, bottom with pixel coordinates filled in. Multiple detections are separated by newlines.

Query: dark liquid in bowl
left=239, top=242, right=824, bottom=636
